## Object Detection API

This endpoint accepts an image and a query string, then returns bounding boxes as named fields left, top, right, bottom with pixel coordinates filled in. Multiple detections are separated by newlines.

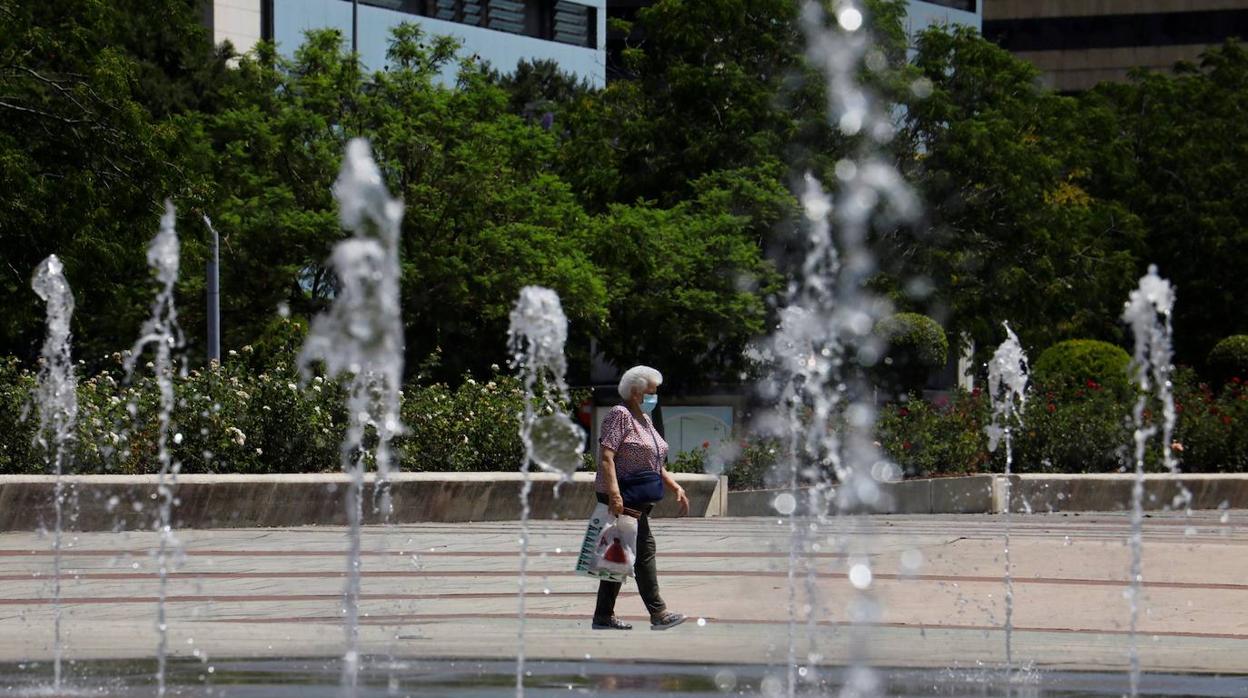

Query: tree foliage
left=899, top=27, right=1143, bottom=360
left=2, top=0, right=1246, bottom=395
left=0, top=0, right=233, bottom=363
left=1082, top=41, right=1248, bottom=368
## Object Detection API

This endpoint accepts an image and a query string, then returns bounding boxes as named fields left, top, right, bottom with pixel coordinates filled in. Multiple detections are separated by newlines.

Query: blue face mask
left=641, top=394, right=659, bottom=413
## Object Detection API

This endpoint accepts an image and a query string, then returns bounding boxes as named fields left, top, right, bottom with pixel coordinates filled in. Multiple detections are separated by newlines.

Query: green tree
left=1083, top=41, right=1248, bottom=369
left=0, top=0, right=232, bottom=365
left=898, top=26, right=1144, bottom=360
left=186, top=26, right=608, bottom=381
left=554, top=0, right=911, bottom=213
left=586, top=172, right=786, bottom=388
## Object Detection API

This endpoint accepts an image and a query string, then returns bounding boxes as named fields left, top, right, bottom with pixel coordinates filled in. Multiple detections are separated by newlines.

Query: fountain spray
left=508, top=286, right=582, bottom=697
left=748, top=3, right=922, bottom=694
left=298, top=138, right=405, bottom=697
left=985, top=323, right=1028, bottom=673
left=123, top=201, right=185, bottom=697
left=1121, top=265, right=1179, bottom=697
left=31, top=254, right=78, bottom=692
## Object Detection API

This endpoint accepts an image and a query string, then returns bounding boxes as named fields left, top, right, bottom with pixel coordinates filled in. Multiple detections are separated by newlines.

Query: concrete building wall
left=208, top=0, right=265, bottom=55
left=983, top=0, right=1248, bottom=91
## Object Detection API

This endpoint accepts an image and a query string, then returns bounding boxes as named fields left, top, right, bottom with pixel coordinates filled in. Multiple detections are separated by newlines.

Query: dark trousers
left=593, top=493, right=666, bottom=622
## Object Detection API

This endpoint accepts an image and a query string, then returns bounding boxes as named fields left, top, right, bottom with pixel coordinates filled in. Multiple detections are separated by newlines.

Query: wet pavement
left=0, top=511, right=1245, bottom=687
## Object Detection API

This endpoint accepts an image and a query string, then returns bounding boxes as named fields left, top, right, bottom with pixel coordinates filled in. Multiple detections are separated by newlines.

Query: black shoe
left=591, top=617, right=633, bottom=630
left=650, top=611, right=687, bottom=631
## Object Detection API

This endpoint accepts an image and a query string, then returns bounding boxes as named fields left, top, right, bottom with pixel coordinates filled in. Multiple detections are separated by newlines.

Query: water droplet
left=772, top=493, right=797, bottom=515
left=849, top=563, right=873, bottom=589
left=900, top=548, right=924, bottom=572
left=837, top=7, right=863, bottom=31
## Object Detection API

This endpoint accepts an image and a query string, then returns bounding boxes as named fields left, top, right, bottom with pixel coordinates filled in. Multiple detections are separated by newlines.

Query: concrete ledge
left=726, top=475, right=995, bottom=516
left=726, top=473, right=1248, bottom=516
left=0, top=472, right=726, bottom=531
left=1001, top=473, right=1248, bottom=513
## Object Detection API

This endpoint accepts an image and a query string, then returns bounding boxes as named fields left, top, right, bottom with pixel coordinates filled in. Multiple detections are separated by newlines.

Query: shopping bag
left=590, top=510, right=638, bottom=577
left=574, top=502, right=636, bottom=582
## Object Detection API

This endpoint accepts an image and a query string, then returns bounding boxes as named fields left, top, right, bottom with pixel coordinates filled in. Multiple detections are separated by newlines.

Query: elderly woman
left=592, top=365, right=689, bottom=631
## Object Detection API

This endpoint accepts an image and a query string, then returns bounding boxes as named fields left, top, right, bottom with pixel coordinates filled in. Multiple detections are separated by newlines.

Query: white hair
left=617, top=365, right=663, bottom=400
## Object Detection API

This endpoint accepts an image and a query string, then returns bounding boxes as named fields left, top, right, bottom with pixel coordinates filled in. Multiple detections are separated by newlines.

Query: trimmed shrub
left=874, top=313, right=949, bottom=394
left=1032, top=339, right=1132, bottom=397
left=1013, top=379, right=1133, bottom=474
left=1207, top=335, right=1248, bottom=385
left=0, top=357, right=37, bottom=473
left=398, top=374, right=528, bottom=473
left=877, top=390, right=991, bottom=477
left=1172, top=367, right=1248, bottom=472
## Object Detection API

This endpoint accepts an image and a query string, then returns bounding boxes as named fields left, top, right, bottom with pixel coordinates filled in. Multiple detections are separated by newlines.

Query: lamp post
left=352, top=0, right=359, bottom=54
left=203, top=215, right=221, bottom=363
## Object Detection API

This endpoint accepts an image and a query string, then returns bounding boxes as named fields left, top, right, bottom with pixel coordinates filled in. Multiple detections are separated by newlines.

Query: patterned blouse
left=597, top=405, right=669, bottom=493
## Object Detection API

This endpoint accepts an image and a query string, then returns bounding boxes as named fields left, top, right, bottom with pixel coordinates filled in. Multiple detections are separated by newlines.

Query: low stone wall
left=0, top=472, right=727, bottom=532
left=1003, top=473, right=1248, bottom=513
left=726, top=475, right=994, bottom=517
left=727, top=473, right=1248, bottom=517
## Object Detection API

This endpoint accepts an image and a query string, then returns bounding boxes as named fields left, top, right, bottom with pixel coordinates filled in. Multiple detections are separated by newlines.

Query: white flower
left=255, top=448, right=263, bottom=455
left=287, top=383, right=298, bottom=391
left=226, top=427, right=246, bottom=446
left=262, top=405, right=271, bottom=412
left=228, top=350, right=238, bottom=357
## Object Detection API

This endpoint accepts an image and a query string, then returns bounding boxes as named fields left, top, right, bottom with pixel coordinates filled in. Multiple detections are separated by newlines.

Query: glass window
left=349, top=0, right=598, bottom=48
left=920, top=0, right=976, bottom=12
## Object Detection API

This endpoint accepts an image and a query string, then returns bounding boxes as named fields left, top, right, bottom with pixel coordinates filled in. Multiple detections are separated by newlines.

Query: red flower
left=1086, top=379, right=1101, bottom=391
left=1047, top=403, right=1056, bottom=413
left=902, top=440, right=912, bottom=450
left=1222, top=415, right=1233, bottom=426
left=1234, top=377, right=1242, bottom=385
left=701, top=441, right=710, bottom=449
left=1075, top=389, right=1085, bottom=398
left=898, top=407, right=910, bottom=417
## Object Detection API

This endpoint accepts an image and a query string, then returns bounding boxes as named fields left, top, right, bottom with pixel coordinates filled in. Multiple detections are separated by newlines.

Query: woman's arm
left=600, top=448, right=624, bottom=515
left=660, top=469, right=691, bottom=517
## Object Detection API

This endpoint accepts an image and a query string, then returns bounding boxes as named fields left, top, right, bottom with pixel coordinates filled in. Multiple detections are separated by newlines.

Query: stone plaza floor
left=1, top=512, right=1245, bottom=676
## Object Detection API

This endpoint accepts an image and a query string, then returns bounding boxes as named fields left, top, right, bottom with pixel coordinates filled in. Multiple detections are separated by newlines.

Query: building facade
left=905, top=0, right=981, bottom=37
left=983, top=0, right=1248, bottom=92
left=202, top=0, right=607, bottom=86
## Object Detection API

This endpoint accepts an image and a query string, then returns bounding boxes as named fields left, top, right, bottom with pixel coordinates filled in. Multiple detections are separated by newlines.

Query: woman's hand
left=608, top=488, right=624, bottom=516
left=674, top=486, right=689, bottom=517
